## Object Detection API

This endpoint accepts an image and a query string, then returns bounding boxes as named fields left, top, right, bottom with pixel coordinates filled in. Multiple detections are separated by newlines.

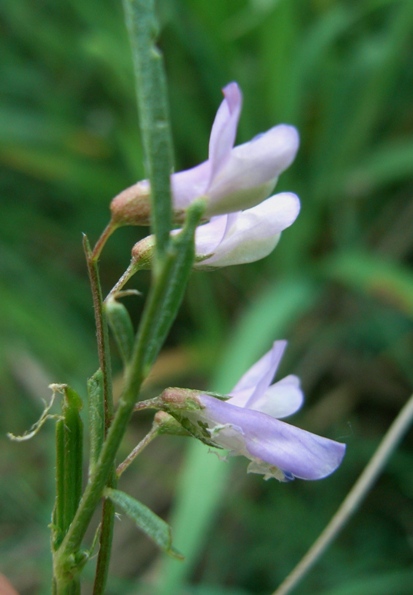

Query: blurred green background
left=1, top=0, right=413, bottom=593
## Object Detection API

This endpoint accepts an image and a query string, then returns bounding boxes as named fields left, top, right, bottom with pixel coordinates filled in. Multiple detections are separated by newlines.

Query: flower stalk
left=52, top=201, right=203, bottom=586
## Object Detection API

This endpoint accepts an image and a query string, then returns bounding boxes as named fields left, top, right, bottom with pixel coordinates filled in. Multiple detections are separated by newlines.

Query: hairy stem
left=84, top=236, right=114, bottom=433
left=91, top=221, right=119, bottom=262
left=53, top=205, right=202, bottom=583
left=116, top=425, right=160, bottom=478
left=83, top=236, right=115, bottom=593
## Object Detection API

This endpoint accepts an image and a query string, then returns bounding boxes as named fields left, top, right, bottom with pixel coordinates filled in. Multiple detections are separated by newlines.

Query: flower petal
left=194, top=215, right=229, bottom=255
left=171, top=160, right=211, bottom=209
left=249, top=375, right=304, bottom=418
left=197, top=395, right=346, bottom=480
left=228, top=341, right=287, bottom=408
left=195, top=193, right=300, bottom=268
left=208, top=82, right=242, bottom=182
left=206, top=125, right=299, bottom=215
left=245, top=419, right=346, bottom=480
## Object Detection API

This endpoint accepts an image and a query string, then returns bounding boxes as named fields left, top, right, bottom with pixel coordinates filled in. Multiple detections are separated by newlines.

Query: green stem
left=53, top=205, right=202, bottom=583
left=91, top=220, right=119, bottom=262
left=83, top=236, right=115, bottom=593
left=84, top=236, right=114, bottom=433
left=53, top=577, right=81, bottom=595
left=54, top=397, right=137, bottom=576
left=106, top=261, right=141, bottom=299
left=53, top=0, right=201, bottom=581
left=92, top=471, right=117, bottom=595
left=116, top=425, right=160, bottom=477
left=122, top=0, right=174, bottom=260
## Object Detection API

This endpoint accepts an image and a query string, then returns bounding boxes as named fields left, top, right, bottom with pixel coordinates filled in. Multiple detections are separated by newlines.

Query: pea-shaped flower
left=125, top=191, right=300, bottom=279
left=159, top=342, right=346, bottom=481
left=111, top=82, right=299, bottom=225
left=194, top=192, right=300, bottom=269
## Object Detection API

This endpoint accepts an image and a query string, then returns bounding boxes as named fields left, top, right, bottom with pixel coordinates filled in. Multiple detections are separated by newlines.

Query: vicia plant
left=144, top=341, right=345, bottom=482
left=9, top=1, right=345, bottom=592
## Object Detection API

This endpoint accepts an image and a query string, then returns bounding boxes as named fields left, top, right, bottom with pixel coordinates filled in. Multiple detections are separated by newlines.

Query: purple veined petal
left=245, top=419, right=346, bottom=480
left=207, top=125, right=299, bottom=208
left=194, top=214, right=230, bottom=256
left=208, top=82, right=242, bottom=183
left=171, top=160, right=211, bottom=209
left=228, top=341, right=287, bottom=408
left=197, top=395, right=346, bottom=480
left=196, top=193, right=300, bottom=268
left=248, top=375, right=304, bottom=418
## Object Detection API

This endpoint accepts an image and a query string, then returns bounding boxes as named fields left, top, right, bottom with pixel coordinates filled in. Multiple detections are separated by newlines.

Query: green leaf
left=52, top=385, right=84, bottom=551
left=105, top=297, right=135, bottom=366
left=122, top=0, right=174, bottom=258
left=104, top=488, right=183, bottom=559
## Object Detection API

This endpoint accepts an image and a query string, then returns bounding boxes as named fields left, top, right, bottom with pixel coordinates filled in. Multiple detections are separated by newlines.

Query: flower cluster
left=111, top=81, right=299, bottom=246
left=120, top=82, right=300, bottom=270
left=113, top=82, right=346, bottom=481
left=158, top=342, right=345, bottom=481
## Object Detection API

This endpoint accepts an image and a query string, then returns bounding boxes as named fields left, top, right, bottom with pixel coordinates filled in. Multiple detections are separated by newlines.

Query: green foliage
left=2, top=0, right=413, bottom=593
left=123, top=0, right=174, bottom=257
left=106, top=298, right=135, bottom=365
left=105, top=487, right=182, bottom=559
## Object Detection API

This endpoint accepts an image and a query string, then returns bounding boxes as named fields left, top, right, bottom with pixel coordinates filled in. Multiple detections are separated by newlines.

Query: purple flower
left=193, top=192, right=300, bottom=269
left=110, top=82, right=299, bottom=226
left=129, top=191, right=300, bottom=272
left=171, top=82, right=299, bottom=217
left=161, top=342, right=345, bottom=481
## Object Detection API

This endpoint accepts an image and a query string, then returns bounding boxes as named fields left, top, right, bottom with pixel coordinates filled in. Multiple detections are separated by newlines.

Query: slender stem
left=83, top=236, right=114, bottom=432
left=55, top=398, right=137, bottom=567
left=273, top=393, right=413, bottom=595
left=92, top=472, right=116, bottom=595
left=54, top=207, right=201, bottom=578
left=106, top=261, right=139, bottom=300
left=116, top=425, right=160, bottom=477
left=83, top=236, right=115, bottom=593
left=91, top=220, right=119, bottom=262
left=53, top=577, right=81, bottom=595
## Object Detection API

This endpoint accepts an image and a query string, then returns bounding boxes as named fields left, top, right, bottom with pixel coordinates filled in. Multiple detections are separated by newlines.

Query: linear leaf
left=104, top=488, right=183, bottom=559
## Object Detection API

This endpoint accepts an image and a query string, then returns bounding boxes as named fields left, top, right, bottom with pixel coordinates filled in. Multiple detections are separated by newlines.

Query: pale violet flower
left=172, top=82, right=299, bottom=217
left=110, top=82, right=299, bottom=226
left=159, top=342, right=345, bottom=481
left=194, top=192, right=300, bottom=269
left=129, top=191, right=300, bottom=273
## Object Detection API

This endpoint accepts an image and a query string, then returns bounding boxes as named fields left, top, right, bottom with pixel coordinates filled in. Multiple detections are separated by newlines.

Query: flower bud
left=131, top=235, right=155, bottom=269
left=110, top=180, right=152, bottom=226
